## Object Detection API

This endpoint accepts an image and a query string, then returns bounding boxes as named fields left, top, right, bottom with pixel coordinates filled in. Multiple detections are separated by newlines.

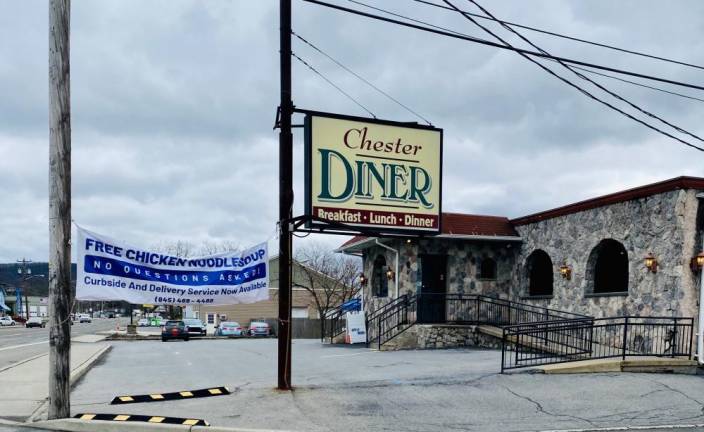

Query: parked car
left=0, top=316, right=16, bottom=326
left=78, top=314, right=92, bottom=323
left=161, top=320, right=189, bottom=342
left=248, top=321, right=271, bottom=337
left=183, top=318, right=207, bottom=336
left=25, top=317, right=46, bottom=328
left=216, top=321, right=244, bottom=337
left=137, top=318, right=149, bottom=327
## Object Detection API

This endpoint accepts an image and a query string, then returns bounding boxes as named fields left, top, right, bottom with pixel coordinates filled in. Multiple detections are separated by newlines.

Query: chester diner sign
left=305, top=111, right=443, bottom=234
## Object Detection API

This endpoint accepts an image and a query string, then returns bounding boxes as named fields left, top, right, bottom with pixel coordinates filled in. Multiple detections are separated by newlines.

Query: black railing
left=326, top=308, right=346, bottom=343
left=365, top=293, right=590, bottom=348
left=324, top=289, right=363, bottom=343
left=501, top=316, right=694, bottom=372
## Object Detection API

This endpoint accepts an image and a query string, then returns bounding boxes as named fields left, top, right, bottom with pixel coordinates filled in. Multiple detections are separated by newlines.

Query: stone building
left=337, top=176, right=704, bottom=342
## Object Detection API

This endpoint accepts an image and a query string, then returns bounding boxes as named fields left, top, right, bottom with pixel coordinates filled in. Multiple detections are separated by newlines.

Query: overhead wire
left=459, top=0, right=704, bottom=145
left=291, top=51, right=378, bottom=118
left=292, top=30, right=433, bottom=125
left=301, top=0, right=704, bottom=92
left=439, top=0, right=704, bottom=152
left=568, top=66, right=704, bottom=104
left=411, top=0, right=704, bottom=72
left=347, top=0, right=703, bottom=104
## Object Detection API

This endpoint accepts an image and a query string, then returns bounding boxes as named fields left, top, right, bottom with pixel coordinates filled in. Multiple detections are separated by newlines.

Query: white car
left=78, top=314, right=92, bottom=323
left=137, top=318, right=149, bottom=327
left=0, top=316, right=16, bottom=326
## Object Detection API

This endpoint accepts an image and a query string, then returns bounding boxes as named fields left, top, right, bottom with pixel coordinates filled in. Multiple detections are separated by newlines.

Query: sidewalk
left=0, top=341, right=111, bottom=421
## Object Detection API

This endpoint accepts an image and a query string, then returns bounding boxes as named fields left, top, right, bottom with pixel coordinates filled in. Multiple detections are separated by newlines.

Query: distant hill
left=0, top=262, right=77, bottom=296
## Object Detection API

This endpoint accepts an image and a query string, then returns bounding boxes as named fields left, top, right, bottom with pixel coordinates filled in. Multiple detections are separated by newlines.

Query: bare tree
left=150, top=240, right=240, bottom=318
left=152, top=240, right=241, bottom=258
left=295, top=243, right=360, bottom=339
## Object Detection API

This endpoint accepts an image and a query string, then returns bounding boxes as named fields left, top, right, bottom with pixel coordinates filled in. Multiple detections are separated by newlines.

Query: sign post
left=277, top=0, right=294, bottom=391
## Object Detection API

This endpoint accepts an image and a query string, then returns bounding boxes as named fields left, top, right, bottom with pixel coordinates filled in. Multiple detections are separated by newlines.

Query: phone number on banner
left=153, top=297, right=215, bottom=304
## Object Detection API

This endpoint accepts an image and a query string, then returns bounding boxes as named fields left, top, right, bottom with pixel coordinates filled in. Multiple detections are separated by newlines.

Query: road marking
left=321, top=351, right=377, bottom=359
left=0, top=340, right=48, bottom=352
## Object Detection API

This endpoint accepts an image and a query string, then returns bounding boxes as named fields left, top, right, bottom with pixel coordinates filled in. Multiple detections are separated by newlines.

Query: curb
left=27, top=345, right=113, bottom=423
left=538, top=423, right=704, bottom=431
left=0, top=352, right=49, bottom=374
left=27, top=419, right=293, bottom=432
left=70, top=344, right=113, bottom=386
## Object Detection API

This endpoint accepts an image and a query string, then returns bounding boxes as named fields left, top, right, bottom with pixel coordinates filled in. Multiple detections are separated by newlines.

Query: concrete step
left=537, top=357, right=697, bottom=374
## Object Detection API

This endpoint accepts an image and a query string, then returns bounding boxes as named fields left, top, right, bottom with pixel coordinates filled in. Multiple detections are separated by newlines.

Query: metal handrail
left=501, top=315, right=694, bottom=372
left=366, top=292, right=594, bottom=348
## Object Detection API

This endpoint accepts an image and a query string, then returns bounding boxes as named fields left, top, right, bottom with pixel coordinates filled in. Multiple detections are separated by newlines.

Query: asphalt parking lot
left=71, top=339, right=704, bottom=432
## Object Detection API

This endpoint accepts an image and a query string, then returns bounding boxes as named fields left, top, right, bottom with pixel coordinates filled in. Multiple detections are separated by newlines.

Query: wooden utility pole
left=277, top=0, right=293, bottom=390
left=48, top=0, right=72, bottom=419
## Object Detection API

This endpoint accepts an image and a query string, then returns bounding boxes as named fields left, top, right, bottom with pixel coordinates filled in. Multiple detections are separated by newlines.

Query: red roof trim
left=511, top=176, right=704, bottom=226
left=337, top=213, right=519, bottom=250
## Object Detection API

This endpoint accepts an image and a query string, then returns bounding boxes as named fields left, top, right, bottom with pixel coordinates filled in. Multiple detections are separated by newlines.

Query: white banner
left=76, top=227, right=269, bottom=306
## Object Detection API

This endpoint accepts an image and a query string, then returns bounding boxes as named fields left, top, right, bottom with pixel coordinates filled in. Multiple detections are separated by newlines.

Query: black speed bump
left=75, top=413, right=209, bottom=426
left=110, top=386, right=231, bottom=405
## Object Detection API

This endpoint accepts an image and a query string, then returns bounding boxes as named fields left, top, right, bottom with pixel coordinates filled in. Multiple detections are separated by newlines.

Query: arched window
left=526, top=250, right=553, bottom=297
left=588, top=239, right=628, bottom=294
left=478, top=257, right=497, bottom=280
left=372, top=255, right=388, bottom=297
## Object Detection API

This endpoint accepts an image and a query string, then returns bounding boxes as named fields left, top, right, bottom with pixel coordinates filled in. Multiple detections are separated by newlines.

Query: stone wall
left=380, top=324, right=502, bottom=351
left=511, top=189, right=700, bottom=320
left=362, top=239, right=518, bottom=317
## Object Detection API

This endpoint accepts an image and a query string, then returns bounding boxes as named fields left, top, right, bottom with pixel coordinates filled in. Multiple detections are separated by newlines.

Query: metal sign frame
left=301, top=108, right=443, bottom=236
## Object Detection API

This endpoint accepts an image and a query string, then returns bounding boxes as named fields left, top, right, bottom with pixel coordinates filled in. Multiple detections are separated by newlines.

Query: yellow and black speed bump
left=74, top=413, right=209, bottom=426
left=110, top=386, right=231, bottom=405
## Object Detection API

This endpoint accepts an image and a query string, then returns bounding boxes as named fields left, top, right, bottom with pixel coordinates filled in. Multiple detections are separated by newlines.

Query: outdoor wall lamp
left=359, top=273, right=367, bottom=286
left=386, top=269, right=396, bottom=282
left=559, top=264, right=572, bottom=280
left=645, top=253, right=658, bottom=273
left=691, top=252, right=704, bottom=273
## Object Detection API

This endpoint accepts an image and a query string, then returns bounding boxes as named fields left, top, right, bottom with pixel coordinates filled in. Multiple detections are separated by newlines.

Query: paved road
left=71, top=339, right=704, bottom=432
left=0, top=318, right=129, bottom=369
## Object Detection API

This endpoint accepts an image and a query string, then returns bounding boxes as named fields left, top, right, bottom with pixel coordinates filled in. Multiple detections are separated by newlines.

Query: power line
left=460, top=0, right=704, bottom=145
left=301, top=0, right=704, bottom=92
left=291, top=51, right=378, bottom=119
left=412, top=0, right=704, bottom=72
left=570, top=66, right=704, bottom=104
left=440, top=0, right=704, bottom=152
left=292, top=30, right=433, bottom=125
left=348, top=0, right=704, bottom=105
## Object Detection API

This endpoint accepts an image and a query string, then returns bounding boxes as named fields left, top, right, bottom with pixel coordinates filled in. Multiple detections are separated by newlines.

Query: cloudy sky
left=0, top=0, right=702, bottom=262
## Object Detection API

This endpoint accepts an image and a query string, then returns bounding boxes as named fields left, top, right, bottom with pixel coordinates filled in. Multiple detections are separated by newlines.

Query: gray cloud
left=0, top=0, right=702, bottom=262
